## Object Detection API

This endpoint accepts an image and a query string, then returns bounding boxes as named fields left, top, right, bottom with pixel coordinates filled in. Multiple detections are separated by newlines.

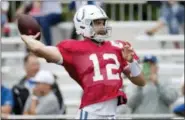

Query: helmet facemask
left=89, top=19, right=112, bottom=42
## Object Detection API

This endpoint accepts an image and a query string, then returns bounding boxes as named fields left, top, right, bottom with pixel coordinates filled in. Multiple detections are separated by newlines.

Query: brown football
left=17, top=14, right=41, bottom=40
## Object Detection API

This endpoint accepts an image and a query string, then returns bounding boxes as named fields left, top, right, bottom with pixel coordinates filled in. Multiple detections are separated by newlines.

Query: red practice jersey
left=56, top=38, right=139, bottom=108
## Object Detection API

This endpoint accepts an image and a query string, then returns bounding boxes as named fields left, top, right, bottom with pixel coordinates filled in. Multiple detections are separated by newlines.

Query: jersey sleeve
left=56, top=40, right=73, bottom=65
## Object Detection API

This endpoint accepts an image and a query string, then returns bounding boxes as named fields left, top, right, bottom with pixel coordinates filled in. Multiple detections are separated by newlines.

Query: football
left=17, top=14, right=41, bottom=40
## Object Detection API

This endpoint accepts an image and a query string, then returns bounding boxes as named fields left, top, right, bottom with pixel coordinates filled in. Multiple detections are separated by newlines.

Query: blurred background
left=1, top=0, right=184, bottom=119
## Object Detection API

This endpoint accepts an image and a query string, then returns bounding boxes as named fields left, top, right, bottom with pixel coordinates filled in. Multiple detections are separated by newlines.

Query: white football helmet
left=73, top=5, right=111, bottom=42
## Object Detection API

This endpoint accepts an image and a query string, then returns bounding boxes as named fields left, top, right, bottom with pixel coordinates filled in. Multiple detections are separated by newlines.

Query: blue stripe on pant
left=80, top=110, right=88, bottom=120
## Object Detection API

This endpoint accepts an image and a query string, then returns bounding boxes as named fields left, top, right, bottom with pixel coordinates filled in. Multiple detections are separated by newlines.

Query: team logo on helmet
left=76, top=9, right=85, bottom=22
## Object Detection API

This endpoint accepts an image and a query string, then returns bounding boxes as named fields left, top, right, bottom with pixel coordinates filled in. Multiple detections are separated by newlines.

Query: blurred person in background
left=1, top=84, right=14, bottom=114
left=23, top=70, right=61, bottom=115
left=172, top=74, right=184, bottom=117
left=12, top=53, right=66, bottom=114
left=173, top=103, right=185, bottom=117
left=11, top=53, right=40, bottom=114
left=19, top=53, right=40, bottom=92
left=127, top=55, right=178, bottom=114
left=51, top=74, right=67, bottom=115
left=69, top=0, right=102, bottom=39
left=1, top=1, right=10, bottom=37
left=146, top=0, right=184, bottom=49
left=16, top=1, right=63, bottom=45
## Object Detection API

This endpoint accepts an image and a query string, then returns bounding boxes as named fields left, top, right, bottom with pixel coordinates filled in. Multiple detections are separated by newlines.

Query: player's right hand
left=21, top=32, right=40, bottom=41
left=20, top=32, right=41, bottom=51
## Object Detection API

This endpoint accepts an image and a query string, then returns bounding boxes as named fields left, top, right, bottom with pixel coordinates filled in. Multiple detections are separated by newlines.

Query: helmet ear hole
left=80, top=26, right=85, bottom=29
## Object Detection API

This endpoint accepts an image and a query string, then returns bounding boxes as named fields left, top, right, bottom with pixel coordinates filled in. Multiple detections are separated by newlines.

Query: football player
left=20, top=5, right=146, bottom=119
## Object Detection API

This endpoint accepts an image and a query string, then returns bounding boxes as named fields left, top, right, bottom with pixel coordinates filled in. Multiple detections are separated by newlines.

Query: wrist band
left=129, top=60, right=141, bottom=77
left=31, top=95, right=38, bottom=100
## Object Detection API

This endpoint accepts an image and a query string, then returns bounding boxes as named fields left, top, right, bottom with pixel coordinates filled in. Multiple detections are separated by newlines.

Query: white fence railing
left=136, top=35, right=184, bottom=42
left=9, top=0, right=158, bottom=21
left=1, top=37, right=23, bottom=45
left=1, top=34, right=184, bottom=59
left=61, top=0, right=148, bottom=4
left=1, top=114, right=183, bottom=119
left=1, top=49, right=184, bottom=60
left=2, top=35, right=184, bottom=44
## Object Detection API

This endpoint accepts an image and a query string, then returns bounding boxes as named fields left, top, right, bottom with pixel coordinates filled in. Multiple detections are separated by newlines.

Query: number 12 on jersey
left=89, top=53, right=120, bottom=81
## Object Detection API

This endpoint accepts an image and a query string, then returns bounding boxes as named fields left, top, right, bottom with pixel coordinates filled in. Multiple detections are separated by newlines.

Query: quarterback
left=21, top=5, right=146, bottom=119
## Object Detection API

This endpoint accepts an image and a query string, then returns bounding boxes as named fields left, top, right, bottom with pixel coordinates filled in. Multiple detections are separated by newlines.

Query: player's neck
left=92, top=39, right=104, bottom=45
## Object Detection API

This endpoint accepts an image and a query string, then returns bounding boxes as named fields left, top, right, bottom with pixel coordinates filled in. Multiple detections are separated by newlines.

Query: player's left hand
left=122, top=45, right=134, bottom=63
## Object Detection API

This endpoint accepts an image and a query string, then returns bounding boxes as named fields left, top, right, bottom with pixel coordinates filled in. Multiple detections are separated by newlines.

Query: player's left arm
left=124, top=67, right=145, bottom=87
left=122, top=44, right=146, bottom=87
